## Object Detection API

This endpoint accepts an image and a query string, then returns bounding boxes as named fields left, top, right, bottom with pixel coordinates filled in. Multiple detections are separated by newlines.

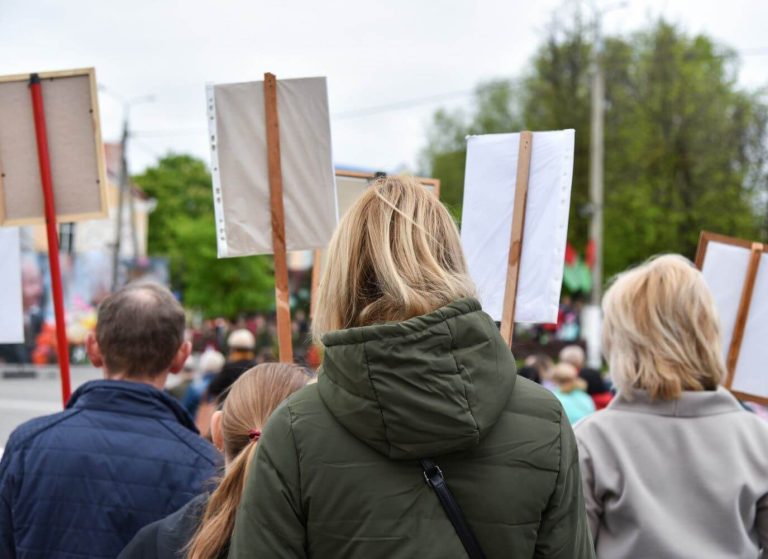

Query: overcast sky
left=2, top=0, right=767, bottom=175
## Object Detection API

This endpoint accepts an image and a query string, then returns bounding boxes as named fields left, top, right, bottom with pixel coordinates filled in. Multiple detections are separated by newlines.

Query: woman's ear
left=211, top=410, right=224, bottom=454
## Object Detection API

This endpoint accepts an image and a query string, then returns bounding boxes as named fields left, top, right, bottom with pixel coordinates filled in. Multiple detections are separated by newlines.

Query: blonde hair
left=552, top=362, right=585, bottom=393
left=186, top=363, right=312, bottom=559
left=602, top=254, right=725, bottom=400
left=313, top=176, right=476, bottom=338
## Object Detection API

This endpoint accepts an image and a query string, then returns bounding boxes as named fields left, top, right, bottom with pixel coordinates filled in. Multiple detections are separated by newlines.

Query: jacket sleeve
left=0, top=446, right=17, bottom=558
left=228, top=404, right=306, bottom=558
left=534, top=410, right=595, bottom=559
left=575, top=438, right=602, bottom=544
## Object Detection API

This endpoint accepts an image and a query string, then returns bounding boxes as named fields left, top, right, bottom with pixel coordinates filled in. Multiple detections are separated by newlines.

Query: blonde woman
left=118, top=363, right=312, bottom=559
left=575, top=255, right=768, bottom=558
left=229, top=177, right=594, bottom=558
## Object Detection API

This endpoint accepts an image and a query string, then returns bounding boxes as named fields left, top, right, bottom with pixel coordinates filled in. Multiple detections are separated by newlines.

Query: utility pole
left=111, top=115, right=129, bottom=291
left=108, top=93, right=153, bottom=291
left=589, top=13, right=605, bottom=307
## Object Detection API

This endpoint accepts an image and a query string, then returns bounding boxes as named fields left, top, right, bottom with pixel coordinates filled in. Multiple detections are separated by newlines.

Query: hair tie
left=248, top=429, right=261, bottom=442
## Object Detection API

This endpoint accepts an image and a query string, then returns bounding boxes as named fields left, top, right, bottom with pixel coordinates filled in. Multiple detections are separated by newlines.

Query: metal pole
left=111, top=115, right=128, bottom=291
left=29, top=73, right=72, bottom=406
left=589, top=16, right=605, bottom=306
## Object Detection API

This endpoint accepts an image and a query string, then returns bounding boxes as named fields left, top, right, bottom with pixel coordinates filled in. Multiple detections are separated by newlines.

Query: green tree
left=421, top=19, right=768, bottom=280
left=134, top=154, right=274, bottom=317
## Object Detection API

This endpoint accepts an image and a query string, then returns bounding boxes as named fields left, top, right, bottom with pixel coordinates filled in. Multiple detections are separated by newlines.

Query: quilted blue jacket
left=0, top=379, right=221, bottom=559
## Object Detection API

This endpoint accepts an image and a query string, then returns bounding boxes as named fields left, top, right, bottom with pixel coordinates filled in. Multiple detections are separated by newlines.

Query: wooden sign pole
left=29, top=73, right=72, bottom=406
left=263, top=73, right=293, bottom=363
left=724, top=242, right=763, bottom=387
left=499, top=131, right=533, bottom=347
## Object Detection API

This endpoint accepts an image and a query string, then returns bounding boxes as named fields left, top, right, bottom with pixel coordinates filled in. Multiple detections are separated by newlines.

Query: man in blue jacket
left=0, top=282, right=221, bottom=559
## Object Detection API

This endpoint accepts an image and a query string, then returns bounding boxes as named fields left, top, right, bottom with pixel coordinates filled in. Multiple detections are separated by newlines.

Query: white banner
left=461, top=130, right=575, bottom=323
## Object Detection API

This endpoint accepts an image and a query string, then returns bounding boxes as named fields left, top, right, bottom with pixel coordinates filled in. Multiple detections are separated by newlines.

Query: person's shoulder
left=3, top=408, right=81, bottom=455
left=160, top=419, right=221, bottom=467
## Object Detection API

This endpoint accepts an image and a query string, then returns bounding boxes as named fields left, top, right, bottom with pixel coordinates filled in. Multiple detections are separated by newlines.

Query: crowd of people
left=1, top=176, right=767, bottom=558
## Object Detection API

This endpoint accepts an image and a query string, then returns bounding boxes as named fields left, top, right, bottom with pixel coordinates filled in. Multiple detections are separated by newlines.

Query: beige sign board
left=207, top=76, right=337, bottom=258
left=0, top=68, right=107, bottom=226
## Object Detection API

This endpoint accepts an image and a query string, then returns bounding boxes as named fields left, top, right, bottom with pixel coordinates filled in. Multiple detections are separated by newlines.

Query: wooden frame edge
left=87, top=67, right=109, bottom=219
left=730, top=390, right=768, bottom=407
left=0, top=67, right=95, bottom=84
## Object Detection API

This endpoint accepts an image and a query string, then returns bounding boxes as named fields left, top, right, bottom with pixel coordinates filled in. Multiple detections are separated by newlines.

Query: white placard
left=207, top=77, right=337, bottom=257
left=0, top=228, right=24, bottom=343
left=701, top=241, right=768, bottom=400
left=461, top=130, right=575, bottom=323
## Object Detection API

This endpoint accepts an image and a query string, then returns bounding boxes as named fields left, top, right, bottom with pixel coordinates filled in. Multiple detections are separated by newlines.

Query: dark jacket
left=0, top=379, right=221, bottom=559
left=229, top=299, right=594, bottom=558
left=118, top=493, right=209, bottom=559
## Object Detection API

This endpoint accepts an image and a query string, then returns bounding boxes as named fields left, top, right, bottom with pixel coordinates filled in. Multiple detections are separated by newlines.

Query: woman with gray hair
left=575, top=254, right=768, bottom=558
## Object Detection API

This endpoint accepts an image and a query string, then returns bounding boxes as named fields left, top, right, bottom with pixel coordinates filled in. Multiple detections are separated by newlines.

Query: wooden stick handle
left=725, top=242, right=764, bottom=387
left=500, top=131, right=533, bottom=347
left=264, top=73, right=293, bottom=363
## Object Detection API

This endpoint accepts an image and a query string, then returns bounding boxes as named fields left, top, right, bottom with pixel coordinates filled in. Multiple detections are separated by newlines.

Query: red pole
left=29, top=73, right=72, bottom=407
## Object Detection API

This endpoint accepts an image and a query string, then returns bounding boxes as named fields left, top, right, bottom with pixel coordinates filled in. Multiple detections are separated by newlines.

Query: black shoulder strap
left=420, top=458, right=486, bottom=559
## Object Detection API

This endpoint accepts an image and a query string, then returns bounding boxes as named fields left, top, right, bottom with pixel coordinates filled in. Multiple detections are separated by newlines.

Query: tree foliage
left=421, top=19, right=768, bottom=280
left=134, top=155, right=274, bottom=317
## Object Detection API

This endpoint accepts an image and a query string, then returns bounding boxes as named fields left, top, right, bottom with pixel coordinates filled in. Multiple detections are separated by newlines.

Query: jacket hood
left=317, top=298, right=516, bottom=460
left=67, top=379, right=199, bottom=433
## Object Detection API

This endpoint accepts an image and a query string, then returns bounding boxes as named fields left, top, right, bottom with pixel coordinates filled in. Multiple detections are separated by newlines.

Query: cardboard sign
left=461, top=130, right=575, bottom=324
left=697, top=232, right=768, bottom=404
left=0, top=68, right=107, bottom=225
left=0, top=228, right=23, bottom=343
left=335, top=170, right=440, bottom=219
left=206, top=76, right=337, bottom=258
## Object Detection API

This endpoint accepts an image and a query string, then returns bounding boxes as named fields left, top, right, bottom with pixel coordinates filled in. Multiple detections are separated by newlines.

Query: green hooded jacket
left=229, top=299, right=594, bottom=558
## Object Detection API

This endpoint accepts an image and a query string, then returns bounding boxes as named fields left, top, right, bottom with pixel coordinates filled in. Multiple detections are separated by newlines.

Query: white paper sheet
left=701, top=241, right=768, bottom=400
left=461, top=130, right=575, bottom=323
left=0, top=228, right=24, bottom=343
left=207, top=77, right=337, bottom=257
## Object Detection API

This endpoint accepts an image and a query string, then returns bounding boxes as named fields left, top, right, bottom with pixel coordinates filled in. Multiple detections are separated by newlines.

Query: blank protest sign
left=700, top=237, right=768, bottom=402
left=0, top=228, right=23, bottom=343
left=0, top=68, right=107, bottom=225
left=207, top=77, right=337, bottom=257
left=461, top=130, right=575, bottom=323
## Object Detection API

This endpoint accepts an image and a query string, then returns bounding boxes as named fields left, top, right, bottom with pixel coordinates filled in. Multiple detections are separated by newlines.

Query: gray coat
left=575, top=387, right=768, bottom=559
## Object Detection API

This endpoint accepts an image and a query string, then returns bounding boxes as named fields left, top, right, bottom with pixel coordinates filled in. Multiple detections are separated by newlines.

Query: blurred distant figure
left=575, top=255, right=768, bottom=558
left=206, top=329, right=257, bottom=402
left=559, top=345, right=612, bottom=410
left=182, top=350, right=226, bottom=418
left=196, top=330, right=257, bottom=436
left=551, top=362, right=595, bottom=425
left=524, top=353, right=555, bottom=390
left=0, top=282, right=220, bottom=558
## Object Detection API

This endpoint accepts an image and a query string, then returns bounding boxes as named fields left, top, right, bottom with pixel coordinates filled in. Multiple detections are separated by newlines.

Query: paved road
left=0, top=366, right=101, bottom=447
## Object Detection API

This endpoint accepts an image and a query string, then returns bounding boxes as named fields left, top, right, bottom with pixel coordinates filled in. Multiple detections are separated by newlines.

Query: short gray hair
left=96, top=282, right=185, bottom=377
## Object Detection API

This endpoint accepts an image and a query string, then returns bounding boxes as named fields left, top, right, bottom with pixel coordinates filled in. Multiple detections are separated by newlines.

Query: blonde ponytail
left=186, top=440, right=257, bottom=559
left=186, top=363, right=312, bottom=559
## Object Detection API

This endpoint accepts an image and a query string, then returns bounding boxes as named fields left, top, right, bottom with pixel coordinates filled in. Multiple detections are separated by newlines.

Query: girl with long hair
left=119, top=363, right=313, bottom=559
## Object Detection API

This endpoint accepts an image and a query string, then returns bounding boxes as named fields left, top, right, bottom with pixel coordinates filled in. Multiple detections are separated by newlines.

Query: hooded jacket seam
left=361, top=340, right=393, bottom=456
left=444, top=317, right=480, bottom=437
left=286, top=402, right=304, bottom=518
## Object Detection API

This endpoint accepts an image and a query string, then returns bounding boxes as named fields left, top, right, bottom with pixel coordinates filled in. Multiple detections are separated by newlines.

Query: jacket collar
left=67, top=379, right=199, bottom=433
left=608, top=386, right=743, bottom=417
